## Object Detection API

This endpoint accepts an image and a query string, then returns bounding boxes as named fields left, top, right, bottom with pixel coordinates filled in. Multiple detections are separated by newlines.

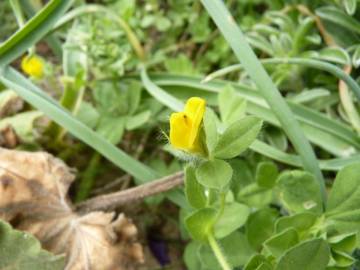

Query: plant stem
left=75, top=152, right=101, bottom=202
left=76, top=171, right=183, bottom=212
left=215, top=192, right=226, bottom=220
left=208, top=233, right=232, bottom=270
left=47, top=78, right=85, bottom=142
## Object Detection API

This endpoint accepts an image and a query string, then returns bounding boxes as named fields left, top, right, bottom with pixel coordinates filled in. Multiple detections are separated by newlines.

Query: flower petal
left=170, top=112, right=191, bottom=149
left=184, top=97, right=206, bottom=145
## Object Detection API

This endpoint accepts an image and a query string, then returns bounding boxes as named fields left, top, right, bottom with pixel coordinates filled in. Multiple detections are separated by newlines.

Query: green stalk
left=208, top=233, right=232, bottom=270
left=75, top=153, right=101, bottom=202
left=203, top=58, right=360, bottom=102
left=47, top=77, right=85, bottom=143
left=201, top=0, right=326, bottom=203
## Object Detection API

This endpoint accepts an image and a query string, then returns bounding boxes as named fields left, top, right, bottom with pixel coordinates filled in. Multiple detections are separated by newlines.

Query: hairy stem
left=208, top=233, right=232, bottom=270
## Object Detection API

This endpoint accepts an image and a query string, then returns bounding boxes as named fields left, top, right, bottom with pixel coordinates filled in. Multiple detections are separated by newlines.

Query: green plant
left=1, top=0, right=360, bottom=269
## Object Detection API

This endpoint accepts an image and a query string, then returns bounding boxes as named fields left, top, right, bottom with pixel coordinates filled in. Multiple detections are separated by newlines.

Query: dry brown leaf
left=0, top=91, right=23, bottom=118
left=0, top=147, right=144, bottom=270
left=0, top=125, right=18, bottom=148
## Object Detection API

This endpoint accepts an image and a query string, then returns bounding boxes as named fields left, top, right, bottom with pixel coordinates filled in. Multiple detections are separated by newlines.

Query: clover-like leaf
left=213, top=116, right=262, bottom=159
left=0, top=220, right=65, bottom=270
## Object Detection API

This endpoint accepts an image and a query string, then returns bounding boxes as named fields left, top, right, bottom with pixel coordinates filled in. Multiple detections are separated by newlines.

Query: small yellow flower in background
left=21, top=54, right=44, bottom=78
left=170, top=97, right=206, bottom=153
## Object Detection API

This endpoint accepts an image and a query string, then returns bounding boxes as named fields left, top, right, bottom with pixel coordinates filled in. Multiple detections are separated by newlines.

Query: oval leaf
left=185, top=208, right=217, bottom=242
left=214, top=116, right=263, bottom=159
left=276, top=239, right=330, bottom=270
left=196, top=159, right=233, bottom=190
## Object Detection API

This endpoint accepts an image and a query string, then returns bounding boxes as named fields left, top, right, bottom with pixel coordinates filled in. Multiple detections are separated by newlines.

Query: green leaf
left=229, top=159, right=254, bottom=195
left=265, top=126, right=288, bottom=152
left=96, top=116, right=125, bottom=145
left=63, top=22, right=87, bottom=77
left=141, top=67, right=183, bottom=112
left=0, top=220, right=65, bottom=270
left=199, top=231, right=255, bottom=269
left=328, top=232, right=357, bottom=253
left=275, top=212, right=318, bottom=234
left=0, top=0, right=72, bottom=67
left=185, top=166, right=207, bottom=209
left=164, top=54, right=197, bottom=75
left=244, top=254, right=272, bottom=270
left=352, top=45, right=360, bottom=68
left=331, top=250, right=355, bottom=267
left=185, top=208, right=217, bottom=242
left=246, top=33, right=274, bottom=56
left=264, top=228, right=299, bottom=258
left=276, top=170, right=323, bottom=214
left=126, top=80, right=142, bottom=115
left=276, top=239, right=330, bottom=270
left=317, top=47, right=351, bottom=65
left=75, top=101, right=99, bottom=129
left=155, top=16, right=171, bottom=32
left=213, top=116, right=263, bottom=159
left=218, top=85, right=247, bottom=126
left=203, top=108, right=219, bottom=155
left=326, top=162, right=360, bottom=232
left=183, top=241, right=203, bottom=270
left=256, top=161, right=278, bottom=188
left=316, top=6, right=360, bottom=35
left=125, top=110, right=151, bottom=130
left=343, top=0, right=357, bottom=15
left=0, top=111, right=43, bottom=142
left=214, top=202, right=250, bottom=238
left=196, top=159, right=233, bottom=190
left=246, top=208, right=278, bottom=250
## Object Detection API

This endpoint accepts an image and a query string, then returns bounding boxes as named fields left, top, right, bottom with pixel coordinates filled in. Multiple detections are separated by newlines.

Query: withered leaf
left=0, top=90, right=23, bottom=118
left=0, top=148, right=143, bottom=270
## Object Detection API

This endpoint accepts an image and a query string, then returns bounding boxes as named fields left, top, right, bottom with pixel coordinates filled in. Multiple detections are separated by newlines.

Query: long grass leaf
left=201, top=0, right=326, bottom=201
left=0, top=67, right=157, bottom=182
left=204, top=58, right=360, bottom=102
left=0, top=0, right=72, bottom=66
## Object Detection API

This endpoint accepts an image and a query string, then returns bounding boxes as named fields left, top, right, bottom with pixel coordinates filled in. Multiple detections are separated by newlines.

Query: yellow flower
left=21, top=54, right=44, bottom=78
left=170, top=97, right=206, bottom=153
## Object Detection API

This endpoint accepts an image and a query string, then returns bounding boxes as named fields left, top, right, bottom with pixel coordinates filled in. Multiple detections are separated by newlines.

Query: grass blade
left=0, top=67, right=157, bottom=182
left=204, top=58, right=360, bottom=102
left=141, top=67, right=183, bottom=111
left=202, top=0, right=326, bottom=200
left=0, top=0, right=72, bottom=66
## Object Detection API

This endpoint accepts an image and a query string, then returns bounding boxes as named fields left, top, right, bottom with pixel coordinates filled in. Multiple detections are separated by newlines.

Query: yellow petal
left=170, top=112, right=191, bottom=149
left=21, top=55, right=44, bottom=78
left=184, top=97, right=206, bottom=145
